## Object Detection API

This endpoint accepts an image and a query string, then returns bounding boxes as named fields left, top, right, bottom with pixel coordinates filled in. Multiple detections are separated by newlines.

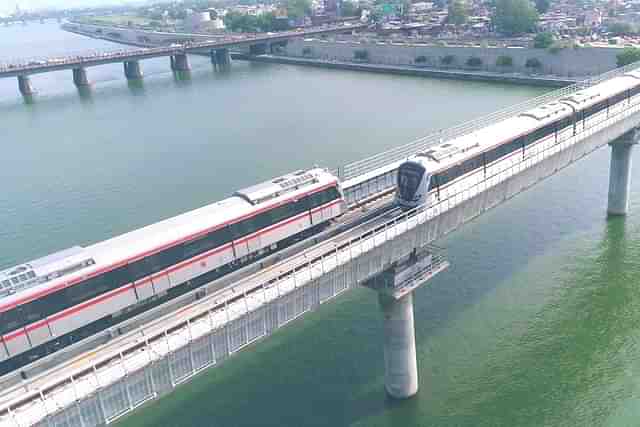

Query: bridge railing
left=336, top=60, right=640, bottom=181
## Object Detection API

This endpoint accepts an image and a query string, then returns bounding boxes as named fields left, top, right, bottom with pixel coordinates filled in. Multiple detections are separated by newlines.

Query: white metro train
left=0, top=168, right=344, bottom=374
left=397, top=70, right=640, bottom=209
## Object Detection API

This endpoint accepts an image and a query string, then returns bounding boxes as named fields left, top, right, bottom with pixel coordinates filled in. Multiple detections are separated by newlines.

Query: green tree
left=447, top=0, right=468, bottom=25
left=493, top=0, right=539, bottom=35
left=608, top=22, right=635, bottom=36
left=616, top=47, right=640, bottom=66
left=341, top=0, right=360, bottom=17
left=534, top=0, right=550, bottom=14
left=354, top=49, right=369, bottom=61
left=287, top=0, right=311, bottom=19
left=441, top=54, right=456, bottom=65
left=525, top=57, right=542, bottom=68
left=496, top=55, right=513, bottom=66
left=533, top=31, right=554, bottom=48
left=466, top=56, right=483, bottom=67
left=224, top=11, right=280, bottom=32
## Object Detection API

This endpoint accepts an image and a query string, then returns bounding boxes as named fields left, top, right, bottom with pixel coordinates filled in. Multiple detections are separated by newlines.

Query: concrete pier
left=170, top=54, right=191, bottom=72
left=608, top=129, right=638, bottom=216
left=378, top=293, right=418, bottom=399
left=72, top=67, right=89, bottom=87
left=17, top=75, right=34, bottom=96
left=124, top=60, right=143, bottom=80
left=211, top=49, right=231, bottom=68
left=362, top=247, right=449, bottom=399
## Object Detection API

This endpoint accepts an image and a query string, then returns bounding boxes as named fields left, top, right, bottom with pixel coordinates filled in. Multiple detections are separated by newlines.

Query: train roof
left=520, top=101, right=572, bottom=122
left=0, top=168, right=337, bottom=310
left=234, top=169, right=319, bottom=205
left=560, top=74, right=640, bottom=110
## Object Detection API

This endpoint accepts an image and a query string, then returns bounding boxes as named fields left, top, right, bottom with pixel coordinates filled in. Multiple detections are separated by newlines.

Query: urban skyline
left=0, top=0, right=143, bottom=15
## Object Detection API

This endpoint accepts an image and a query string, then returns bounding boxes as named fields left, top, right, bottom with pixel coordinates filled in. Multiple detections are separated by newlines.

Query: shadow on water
left=76, top=85, right=93, bottom=103
left=433, top=216, right=640, bottom=427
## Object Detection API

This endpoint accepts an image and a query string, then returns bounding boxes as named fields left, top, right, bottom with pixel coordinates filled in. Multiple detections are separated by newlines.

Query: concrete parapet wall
left=285, top=39, right=621, bottom=78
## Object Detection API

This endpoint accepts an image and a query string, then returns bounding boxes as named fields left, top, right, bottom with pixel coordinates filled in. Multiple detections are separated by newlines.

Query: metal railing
left=337, top=61, right=640, bottom=180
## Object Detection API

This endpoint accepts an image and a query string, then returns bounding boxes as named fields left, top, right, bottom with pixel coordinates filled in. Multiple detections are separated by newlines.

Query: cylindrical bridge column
left=378, top=292, right=418, bottom=399
left=170, top=54, right=191, bottom=72
left=72, top=67, right=89, bottom=87
left=608, top=130, right=638, bottom=216
left=124, top=60, right=143, bottom=80
left=212, top=49, right=231, bottom=68
left=17, top=75, right=34, bottom=96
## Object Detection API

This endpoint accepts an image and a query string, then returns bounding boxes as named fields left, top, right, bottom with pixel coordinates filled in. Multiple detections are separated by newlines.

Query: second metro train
left=396, top=69, right=640, bottom=209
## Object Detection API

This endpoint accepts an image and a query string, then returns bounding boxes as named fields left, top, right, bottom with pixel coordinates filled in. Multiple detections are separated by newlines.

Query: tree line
left=447, top=0, right=549, bottom=35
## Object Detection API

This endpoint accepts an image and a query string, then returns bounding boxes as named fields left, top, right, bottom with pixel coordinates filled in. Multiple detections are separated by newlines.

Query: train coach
left=0, top=168, right=344, bottom=374
left=396, top=70, right=640, bottom=209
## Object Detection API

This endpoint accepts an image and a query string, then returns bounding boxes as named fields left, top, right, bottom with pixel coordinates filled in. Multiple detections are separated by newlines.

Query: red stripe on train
left=0, top=182, right=339, bottom=313
left=2, top=199, right=342, bottom=343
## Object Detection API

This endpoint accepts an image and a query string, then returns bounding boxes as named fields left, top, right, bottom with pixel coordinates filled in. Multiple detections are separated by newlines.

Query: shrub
left=496, top=55, right=513, bottom=66
left=617, top=47, right=640, bottom=66
left=354, top=49, right=369, bottom=61
left=441, top=54, right=455, bottom=65
left=466, top=56, right=483, bottom=67
left=525, top=58, right=542, bottom=68
left=533, top=32, right=554, bottom=48
left=548, top=45, right=562, bottom=54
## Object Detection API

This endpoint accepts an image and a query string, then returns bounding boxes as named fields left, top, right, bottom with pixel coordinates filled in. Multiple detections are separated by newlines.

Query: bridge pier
left=608, top=129, right=638, bottom=216
left=378, top=292, right=418, bottom=399
left=17, top=75, right=34, bottom=96
left=170, top=54, right=191, bottom=72
left=72, top=67, right=89, bottom=87
left=124, top=60, right=143, bottom=80
left=363, top=247, right=449, bottom=399
left=212, top=49, right=231, bottom=68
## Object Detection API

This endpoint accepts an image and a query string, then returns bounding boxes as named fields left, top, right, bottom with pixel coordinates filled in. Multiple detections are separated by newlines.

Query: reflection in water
left=172, top=70, right=192, bottom=83
left=126, top=79, right=145, bottom=95
left=22, top=94, right=35, bottom=105
left=76, top=85, right=93, bottom=103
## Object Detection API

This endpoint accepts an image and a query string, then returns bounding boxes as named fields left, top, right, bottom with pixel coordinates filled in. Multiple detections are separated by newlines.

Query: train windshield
left=397, top=162, right=425, bottom=201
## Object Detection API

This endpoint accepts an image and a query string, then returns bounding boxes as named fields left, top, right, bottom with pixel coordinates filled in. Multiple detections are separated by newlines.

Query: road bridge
left=0, top=22, right=365, bottom=97
left=0, top=61, right=640, bottom=427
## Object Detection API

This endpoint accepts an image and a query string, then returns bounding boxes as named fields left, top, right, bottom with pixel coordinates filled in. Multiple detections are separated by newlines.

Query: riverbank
left=236, top=54, right=579, bottom=87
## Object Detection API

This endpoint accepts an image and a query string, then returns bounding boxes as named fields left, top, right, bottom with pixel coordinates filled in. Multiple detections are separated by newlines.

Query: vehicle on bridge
left=397, top=70, right=640, bottom=209
left=0, top=168, right=344, bottom=375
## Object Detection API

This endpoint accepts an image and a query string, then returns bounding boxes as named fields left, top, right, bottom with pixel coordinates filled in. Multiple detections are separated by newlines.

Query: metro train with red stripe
left=0, top=168, right=345, bottom=374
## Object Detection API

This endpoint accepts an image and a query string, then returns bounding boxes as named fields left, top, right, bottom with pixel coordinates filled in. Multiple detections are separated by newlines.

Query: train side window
left=210, top=228, right=231, bottom=247
left=229, top=219, right=253, bottom=240
left=0, top=309, right=25, bottom=335
left=252, top=211, right=272, bottom=230
left=21, top=298, right=48, bottom=325
left=128, top=259, right=151, bottom=282
left=145, top=248, right=180, bottom=275
left=65, top=275, right=112, bottom=304
left=428, top=174, right=438, bottom=191
left=183, top=234, right=217, bottom=259
left=268, top=205, right=290, bottom=224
